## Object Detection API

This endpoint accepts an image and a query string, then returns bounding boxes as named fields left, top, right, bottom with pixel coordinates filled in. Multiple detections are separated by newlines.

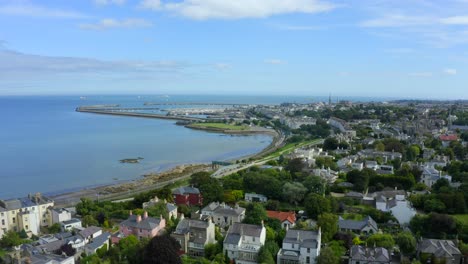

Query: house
left=328, top=117, right=356, bottom=137
left=84, top=232, right=111, bottom=255
left=358, top=149, right=403, bottom=162
left=119, top=211, right=165, bottom=240
left=173, top=186, right=203, bottom=206
left=60, top=218, right=82, bottom=231
left=364, top=190, right=416, bottom=225
left=78, top=226, right=102, bottom=244
left=313, top=167, right=338, bottom=184
left=200, top=202, right=245, bottom=228
left=420, top=165, right=452, bottom=187
left=439, top=134, right=458, bottom=147
left=338, top=216, right=378, bottom=235
left=245, top=193, right=268, bottom=203
left=0, top=193, right=54, bottom=237
left=49, top=208, right=71, bottom=225
left=349, top=245, right=390, bottom=264
left=277, top=229, right=321, bottom=264
left=266, top=211, right=296, bottom=229
left=417, top=239, right=462, bottom=264
left=142, top=196, right=178, bottom=219
left=223, top=222, right=266, bottom=264
left=28, top=254, right=75, bottom=264
left=171, top=216, right=216, bottom=257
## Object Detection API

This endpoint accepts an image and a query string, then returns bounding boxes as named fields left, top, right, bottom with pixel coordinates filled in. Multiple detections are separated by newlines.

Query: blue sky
left=0, top=0, right=467, bottom=99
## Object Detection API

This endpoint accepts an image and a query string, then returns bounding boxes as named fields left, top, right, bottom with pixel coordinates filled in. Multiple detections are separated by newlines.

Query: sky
left=0, top=0, right=467, bottom=99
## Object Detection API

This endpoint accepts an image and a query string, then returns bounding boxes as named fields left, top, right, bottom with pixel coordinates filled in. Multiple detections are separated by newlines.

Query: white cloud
left=408, top=72, right=433, bottom=77
left=264, top=59, right=285, bottom=65
left=139, top=0, right=161, bottom=10
left=0, top=3, right=88, bottom=18
left=440, top=16, right=468, bottom=25
left=443, top=68, right=457, bottom=75
left=94, top=0, right=126, bottom=5
left=79, top=18, right=152, bottom=30
left=214, top=63, right=230, bottom=70
left=140, top=0, right=337, bottom=20
left=360, top=14, right=434, bottom=27
left=274, top=24, right=323, bottom=31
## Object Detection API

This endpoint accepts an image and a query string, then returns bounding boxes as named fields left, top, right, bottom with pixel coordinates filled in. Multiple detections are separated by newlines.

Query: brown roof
left=266, top=210, right=296, bottom=224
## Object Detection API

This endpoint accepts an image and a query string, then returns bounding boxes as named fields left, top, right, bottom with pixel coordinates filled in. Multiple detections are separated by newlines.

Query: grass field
left=262, top=138, right=322, bottom=160
left=191, top=122, right=248, bottom=131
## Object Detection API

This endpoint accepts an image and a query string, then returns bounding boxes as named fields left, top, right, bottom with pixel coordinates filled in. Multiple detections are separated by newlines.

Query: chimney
left=129, top=210, right=133, bottom=216
left=261, top=220, right=264, bottom=227
left=144, top=211, right=148, bottom=219
left=208, top=217, right=212, bottom=224
left=136, top=215, right=142, bottom=223
left=160, top=214, right=164, bottom=220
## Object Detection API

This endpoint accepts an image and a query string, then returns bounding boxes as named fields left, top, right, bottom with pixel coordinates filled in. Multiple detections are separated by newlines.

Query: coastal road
left=211, top=138, right=324, bottom=178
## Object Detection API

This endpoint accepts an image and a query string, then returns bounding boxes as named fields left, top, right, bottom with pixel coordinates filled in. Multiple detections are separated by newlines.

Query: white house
left=201, top=202, right=245, bottom=228
left=367, top=190, right=416, bottom=225
left=84, top=232, right=111, bottom=255
left=223, top=223, right=266, bottom=264
left=420, top=165, right=452, bottom=187
left=79, top=226, right=102, bottom=244
left=245, top=193, right=268, bottom=203
left=277, top=229, right=321, bottom=264
left=50, top=208, right=72, bottom=225
left=61, top=218, right=82, bottom=231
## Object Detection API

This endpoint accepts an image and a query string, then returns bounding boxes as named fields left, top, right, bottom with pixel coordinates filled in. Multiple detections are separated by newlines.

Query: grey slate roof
left=418, top=239, right=461, bottom=257
left=339, top=216, right=378, bottom=232
left=174, top=218, right=209, bottom=235
left=166, top=203, right=177, bottom=212
left=283, top=229, right=320, bottom=249
left=61, top=218, right=81, bottom=225
left=85, top=232, right=111, bottom=251
left=29, top=254, right=74, bottom=264
left=350, top=245, right=390, bottom=263
left=224, top=223, right=263, bottom=245
left=202, top=202, right=245, bottom=217
left=79, top=226, right=102, bottom=238
left=120, top=215, right=162, bottom=230
left=173, top=186, right=200, bottom=195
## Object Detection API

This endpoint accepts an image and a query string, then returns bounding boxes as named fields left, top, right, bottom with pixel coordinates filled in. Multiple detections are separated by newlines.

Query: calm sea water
left=0, top=94, right=391, bottom=199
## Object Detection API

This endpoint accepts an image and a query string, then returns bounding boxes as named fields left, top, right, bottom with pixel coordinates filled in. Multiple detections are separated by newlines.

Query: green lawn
left=262, top=138, right=322, bottom=160
left=191, top=122, right=248, bottom=131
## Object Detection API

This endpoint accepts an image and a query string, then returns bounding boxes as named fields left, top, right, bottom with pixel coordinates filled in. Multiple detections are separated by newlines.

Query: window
left=1, top=213, right=3, bottom=216
left=253, top=237, right=255, bottom=242
left=12, top=217, right=15, bottom=224
left=25, top=225, right=29, bottom=230
left=306, top=256, right=310, bottom=264
left=307, top=248, right=310, bottom=253
left=1, top=219, right=4, bottom=225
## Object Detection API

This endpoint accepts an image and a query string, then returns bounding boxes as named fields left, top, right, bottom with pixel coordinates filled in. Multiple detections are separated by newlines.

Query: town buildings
left=173, top=187, right=203, bottom=206
left=119, top=211, right=166, bottom=240
left=348, top=245, right=391, bottom=264
left=0, top=193, right=54, bottom=237
left=417, top=239, right=462, bottom=264
left=266, top=211, right=296, bottom=229
left=223, top=223, right=266, bottom=264
left=200, top=202, right=245, bottom=228
left=277, top=229, right=321, bottom=264
left=171, top=216, right=216, bottom=257
left=338, top=216, right=378, bottom=235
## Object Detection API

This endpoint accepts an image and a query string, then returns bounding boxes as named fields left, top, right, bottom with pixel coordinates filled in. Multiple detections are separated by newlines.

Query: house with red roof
left=439, top=134, right=458, bottom=147
left=266, top=210, right=296, bottom=229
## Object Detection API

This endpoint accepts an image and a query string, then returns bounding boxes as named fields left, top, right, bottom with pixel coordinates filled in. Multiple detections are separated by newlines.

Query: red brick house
left=173, top=186, right=203, bottom=206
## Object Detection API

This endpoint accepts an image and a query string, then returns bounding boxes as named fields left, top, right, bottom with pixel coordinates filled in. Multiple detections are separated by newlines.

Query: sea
left=0, top=94, right=388, bottom=199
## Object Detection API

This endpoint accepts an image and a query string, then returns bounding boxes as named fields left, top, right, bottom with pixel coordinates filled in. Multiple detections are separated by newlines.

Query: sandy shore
left=51, top=163, right=212, bottom=207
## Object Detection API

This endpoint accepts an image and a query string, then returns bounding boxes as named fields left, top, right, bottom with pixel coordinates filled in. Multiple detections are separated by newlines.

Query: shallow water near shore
left=0, top=95, right=277, bottom=199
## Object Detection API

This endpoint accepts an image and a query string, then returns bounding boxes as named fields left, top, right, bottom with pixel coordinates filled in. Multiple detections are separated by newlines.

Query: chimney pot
left=144, top=211, right=148, bottom=219
left=136, top=215, right=142, bottom=223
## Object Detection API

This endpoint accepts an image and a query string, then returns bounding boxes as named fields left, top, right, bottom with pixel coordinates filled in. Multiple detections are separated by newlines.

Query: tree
left=317, top=246, right=340, bottom=264
left=374, top=142, right=385, bottom=152
left=303, top=176, right=326, bottom=195
left=82, top=215, right=98, bottom=227
left=346, top=169, right=372, bottom=192
left=282, top=182, right=307, bottom=205
left=318, top=213, right=338, bottom=243
left=366, top=234, right=395, bottom=250
left=323, top=138, right=339, bottom=151
left=48, top=223, right=61, bottom=234
left=55, top=243, right=76, bottom=257
left=143, top=235, right=181, bottom=264
left=258, top=241, right=279, bottom=264
left=305, top=194, right=331, bottom=219
left=119, top=235, right=142, bottom=263
left=432, top=178, right=450, bottom=193
left=0, top=230, right=26, bottom=248
left=243, top=203, right=267, bottom=225
left=397, top=232, right=417, bottom=255
left=285, top=158, right=306, bottom=175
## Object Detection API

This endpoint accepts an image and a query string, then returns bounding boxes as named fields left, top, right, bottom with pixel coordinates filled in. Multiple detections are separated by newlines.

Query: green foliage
left=397, top=232, right=417, bottom=255
left=366, top=234, right=395, bottom=250
left=285, top=158, right=306, bottom=175
left=317, top=246, right=340, bottom=264
left=410, top=213, right=461, bottom=239
left=315, top=157, right=339, bottom=171
left=243, top=203, right=267, bottom=225
left=143, top=235, right=181, bottom=264
left=304, top=193, right=331, bottom=219
left=258, top=241, right=279, bottom=264
left=82, top=215, right=99, bottom=227
left=346, top=169, right=373, bottom=192
left=318, top=213, right=338, bottom=242
left=323, top=138, right=339, bottom=151
left=0, top=230, right=29, bottom=248
left=204, top=243, right=222, bottom=261
left=282, top=182, right=307, bottom=205
left=303, top=175, right=326, bottom=195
